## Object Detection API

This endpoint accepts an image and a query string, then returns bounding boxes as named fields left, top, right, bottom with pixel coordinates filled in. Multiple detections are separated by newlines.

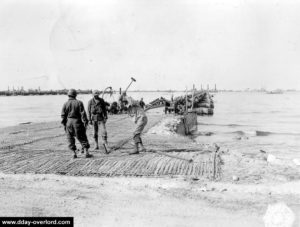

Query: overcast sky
left=0, top=0, right=300, bottom=91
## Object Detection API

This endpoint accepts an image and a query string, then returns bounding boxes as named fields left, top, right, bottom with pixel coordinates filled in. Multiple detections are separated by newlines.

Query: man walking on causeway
left=87, top=90, right=109, bottom=153
left=61, top=89, right=92, bottom=158
left=127, top=97, right=148, bottom=155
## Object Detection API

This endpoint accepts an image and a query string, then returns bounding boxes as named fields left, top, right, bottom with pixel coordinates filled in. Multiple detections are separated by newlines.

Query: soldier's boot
left=85, top=148, right=93, bottom=158
left=72, top=150, right=77, bottom=159
left=139, top=138, right=146, bottom=152
left=139, top=143, right=146, bottom=152
left=94, top=138, right=99, bottom=150
left=103, top=143, right=110, bottom=154
left=129, top=143, right=139, bottom=155
left=103, top=136, right=110, bottom=154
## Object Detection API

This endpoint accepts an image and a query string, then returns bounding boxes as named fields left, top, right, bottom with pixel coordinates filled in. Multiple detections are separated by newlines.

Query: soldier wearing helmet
left=87, top=89, right=109, bottom=153
left=127, top=96, right=148, bottom=154
left=61, top=89, right=91, bottom=158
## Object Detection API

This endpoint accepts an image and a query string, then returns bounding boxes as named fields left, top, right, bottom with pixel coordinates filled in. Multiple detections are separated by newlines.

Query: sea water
left=1, top=91, right=300, bottom=159
left=195, top=92, right=300, bottom=160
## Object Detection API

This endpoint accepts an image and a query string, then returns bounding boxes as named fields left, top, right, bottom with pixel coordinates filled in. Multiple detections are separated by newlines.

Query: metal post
left=191, top=84, right=195, bottom=110
left=185, top=88, right=188, bottom=112
left=212, top=145, right=220, bottom=180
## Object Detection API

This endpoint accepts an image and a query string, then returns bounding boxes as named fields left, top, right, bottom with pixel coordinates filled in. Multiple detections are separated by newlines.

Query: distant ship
left=266, top=89, right=284, bottom=94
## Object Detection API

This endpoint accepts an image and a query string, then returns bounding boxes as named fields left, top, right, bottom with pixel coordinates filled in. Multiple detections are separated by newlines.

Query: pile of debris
left=146, top=91, right=214, bottom=116
left=174, top=91, right=214, bottom=115
left=145, top=97, right=169, bottom=111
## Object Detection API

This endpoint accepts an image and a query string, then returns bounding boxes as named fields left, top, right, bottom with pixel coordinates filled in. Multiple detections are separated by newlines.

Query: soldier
left=61, top=89, right=91, bottom=158
left=139, top=98, right=145, bottom=109
left=127, top=97, right=148, bottom=155
left=87, top=90, right=109, bottom=153
left=118, top=91, right=128, bottom=113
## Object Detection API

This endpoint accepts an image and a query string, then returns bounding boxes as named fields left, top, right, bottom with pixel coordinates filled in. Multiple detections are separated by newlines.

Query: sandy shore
left=0, top=173, right=299, bottom=227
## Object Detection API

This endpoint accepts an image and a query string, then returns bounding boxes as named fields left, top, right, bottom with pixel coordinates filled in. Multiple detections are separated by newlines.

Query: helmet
left=67, top=89, right=77, bottom=97
left=92, top=90, right=100, bottom=96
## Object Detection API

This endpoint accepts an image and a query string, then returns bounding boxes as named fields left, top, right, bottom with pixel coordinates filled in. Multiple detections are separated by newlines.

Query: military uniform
left=139, top=99, right=145, bottom=109
left=132, top=106, right=148, bottom=144
left=118, top=92, right=128, bottom=113
left=127, top=98, right=148, bottom=154
left=87, top=94, right=108, bottom=151
left=61, top=89, right=91, bottom=158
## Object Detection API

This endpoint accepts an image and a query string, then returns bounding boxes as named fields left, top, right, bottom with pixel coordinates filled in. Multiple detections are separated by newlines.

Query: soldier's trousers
left=133, top=116, right=148, bottom=144
left=66, top=118, right=90, bottom=151
left=92, top=121, right=107, bottom=141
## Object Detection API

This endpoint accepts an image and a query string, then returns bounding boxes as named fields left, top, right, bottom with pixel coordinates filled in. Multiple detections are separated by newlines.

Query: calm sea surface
left=1, top=91, right=300, bottom=159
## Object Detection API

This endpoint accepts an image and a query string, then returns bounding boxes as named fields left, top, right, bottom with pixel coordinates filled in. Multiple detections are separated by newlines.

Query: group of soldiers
left=61, top=89, right=148, bottom=158
left=109, top=97, right=145, bottom=114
